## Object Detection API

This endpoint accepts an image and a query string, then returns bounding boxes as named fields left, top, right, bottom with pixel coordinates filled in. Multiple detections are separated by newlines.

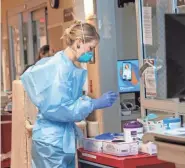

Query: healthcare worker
left=21, top=21, right=118, bottom=168
left=22, top=45, right=54, bottom=74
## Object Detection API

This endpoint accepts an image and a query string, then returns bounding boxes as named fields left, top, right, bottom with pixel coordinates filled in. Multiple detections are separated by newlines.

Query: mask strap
left=80, top=22, right=86, bottom=44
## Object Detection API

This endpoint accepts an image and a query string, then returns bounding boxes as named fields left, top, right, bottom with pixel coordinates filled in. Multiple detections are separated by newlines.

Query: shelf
left=142, top=99, right=185, bottom=115
left=121, top=111, right=141, bottom=121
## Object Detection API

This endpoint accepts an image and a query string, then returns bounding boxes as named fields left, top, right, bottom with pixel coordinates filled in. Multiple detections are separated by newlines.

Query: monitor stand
left=174, top=88, right=185, bottom=99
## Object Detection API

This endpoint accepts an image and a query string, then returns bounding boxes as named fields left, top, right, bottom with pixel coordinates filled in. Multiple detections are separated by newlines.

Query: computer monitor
left=165, top=14, right=185, bottom=98
left=117, top=59, right=140, bottom=93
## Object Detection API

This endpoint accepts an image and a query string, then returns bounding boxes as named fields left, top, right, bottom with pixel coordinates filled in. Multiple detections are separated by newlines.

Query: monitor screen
left=117, top=59, right=140, bottom=93
left=165, top=14, right=185, bottom=98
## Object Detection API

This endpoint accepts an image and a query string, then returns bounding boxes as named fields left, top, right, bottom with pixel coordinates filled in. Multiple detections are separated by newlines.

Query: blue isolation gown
left=21, top=51, right=94, bottom=168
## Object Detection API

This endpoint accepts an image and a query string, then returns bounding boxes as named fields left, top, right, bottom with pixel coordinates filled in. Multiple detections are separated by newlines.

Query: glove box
left=102, top=141, right=139, bottom=156
left=83, top=138, right=103, bottom=153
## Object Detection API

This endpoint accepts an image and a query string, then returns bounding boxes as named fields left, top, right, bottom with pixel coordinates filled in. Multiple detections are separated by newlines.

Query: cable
left=120, top=100, right=141, bottom=116
left=120, top=102, right=140, bottom=111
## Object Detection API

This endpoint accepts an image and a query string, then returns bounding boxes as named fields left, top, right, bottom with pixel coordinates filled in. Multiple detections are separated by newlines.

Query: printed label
left=82, top=153, right=97, bottom=159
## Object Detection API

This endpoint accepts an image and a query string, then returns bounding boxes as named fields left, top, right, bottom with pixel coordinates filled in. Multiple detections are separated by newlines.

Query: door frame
left=7, top=0, right=47, bottom=84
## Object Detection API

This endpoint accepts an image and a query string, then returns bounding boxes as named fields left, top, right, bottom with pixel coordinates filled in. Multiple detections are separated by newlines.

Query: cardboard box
left=140, top=142, right=157, bottom=155
left=137, top=118, right=164, bottom=133
left=75, top=121, right=87, bottom=138
left=102, top=141, right=138, bottom=156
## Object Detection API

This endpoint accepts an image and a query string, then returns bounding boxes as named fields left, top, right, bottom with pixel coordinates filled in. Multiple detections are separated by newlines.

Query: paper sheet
left=142, top=7, right=153, bottom=45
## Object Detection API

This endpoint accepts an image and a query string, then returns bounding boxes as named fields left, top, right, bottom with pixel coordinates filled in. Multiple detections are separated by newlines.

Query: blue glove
left=92, top=91, right=118, bottom=110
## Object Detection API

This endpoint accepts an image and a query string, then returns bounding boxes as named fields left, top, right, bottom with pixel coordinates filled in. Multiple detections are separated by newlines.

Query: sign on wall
left=142, top=7, right=153, bottom=45
left=64, top=8, right=74, bottom=22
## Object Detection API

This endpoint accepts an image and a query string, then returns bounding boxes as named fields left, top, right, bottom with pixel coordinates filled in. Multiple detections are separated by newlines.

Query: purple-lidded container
left=124, top=121, right=143, bottom=128
left=123, top=121, right=143, bottom=142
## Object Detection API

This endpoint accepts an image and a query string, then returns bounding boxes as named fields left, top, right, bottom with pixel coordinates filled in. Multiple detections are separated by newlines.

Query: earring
left=77, top=45, right=80, bottom=49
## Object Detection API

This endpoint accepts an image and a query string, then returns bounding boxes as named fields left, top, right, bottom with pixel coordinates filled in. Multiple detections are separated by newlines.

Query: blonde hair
left=62, top=21, right=100, bottom=46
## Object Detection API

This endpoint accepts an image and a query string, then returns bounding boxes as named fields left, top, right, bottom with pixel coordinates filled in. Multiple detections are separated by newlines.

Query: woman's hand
left=25, top=120, right=33, bottom=138
left=92, top=91, right=118, bottom=110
